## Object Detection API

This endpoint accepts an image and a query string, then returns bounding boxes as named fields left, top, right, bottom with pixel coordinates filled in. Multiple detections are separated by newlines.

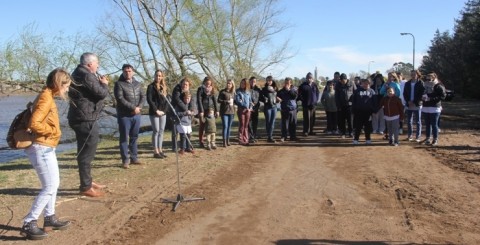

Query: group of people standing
left=19, top=50, right=447, bottom=240
left=227, top=73, right=322, bottom=145
left=321, top=70, right=447, bottom=147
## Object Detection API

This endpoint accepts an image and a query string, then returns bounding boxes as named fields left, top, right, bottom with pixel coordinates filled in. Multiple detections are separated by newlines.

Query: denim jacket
left=234, top=89, right=252, bottom=109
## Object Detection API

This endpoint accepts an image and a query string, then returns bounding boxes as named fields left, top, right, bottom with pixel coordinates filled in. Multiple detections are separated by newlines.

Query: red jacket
left=381, top=96, right=404, bottom=121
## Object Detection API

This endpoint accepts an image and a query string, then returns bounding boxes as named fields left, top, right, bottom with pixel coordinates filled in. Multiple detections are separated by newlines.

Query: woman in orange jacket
left=21, top=68, right=72, bottom=240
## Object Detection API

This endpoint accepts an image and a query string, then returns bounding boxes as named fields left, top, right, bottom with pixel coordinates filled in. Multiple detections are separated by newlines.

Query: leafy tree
left=0, top=23, right=87, bottom=89
left=421, top=0, right=480, bottom=98
left=453, top=0, right=480, bottom=98
left=390, top=62, right=413, bottom=79
left=421, top=30, right=457, bottom=90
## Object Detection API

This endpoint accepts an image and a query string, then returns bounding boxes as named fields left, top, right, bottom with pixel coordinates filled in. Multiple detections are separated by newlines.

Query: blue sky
left=1, top=0, right=467, bottom=79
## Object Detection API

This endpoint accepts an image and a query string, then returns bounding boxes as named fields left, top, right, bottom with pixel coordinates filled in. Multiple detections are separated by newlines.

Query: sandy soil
left=1, top=106, right=479, bottom=245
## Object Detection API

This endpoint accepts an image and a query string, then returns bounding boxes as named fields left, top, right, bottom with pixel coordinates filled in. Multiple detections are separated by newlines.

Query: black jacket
left=403, top=80, right=425, bottom=107
left=250, top=86, right=261, bottom=112
left=277, top=86, right=298, bottom=111
left=196, top=85, right=218, bottom=114
left=68, top=65, right=110, bottom=123
left=352, top=87, right=377, bottom=114
left=146, top=82, right=170, bottom=116
left=114, top=76, right=145, bottom=117
left=260, top=86, right=278, bottom=110
left=335, top=80, right=356, bottom=108
left=297, top=81, right=319, bottom=108
left=423, top=83, right=446, bottom=108
left=171, top=84, right=189, bottom=112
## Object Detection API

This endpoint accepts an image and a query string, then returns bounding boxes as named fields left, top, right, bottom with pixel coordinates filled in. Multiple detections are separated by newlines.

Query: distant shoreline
left=0, top=91, right=38, bottom=97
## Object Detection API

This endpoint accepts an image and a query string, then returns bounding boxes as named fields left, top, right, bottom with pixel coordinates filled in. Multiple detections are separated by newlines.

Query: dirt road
left=78, top=131, right=478, bottom=245
left=145, top=134, right=480, bottom=245
left=1, top=112, right=479, bottom=244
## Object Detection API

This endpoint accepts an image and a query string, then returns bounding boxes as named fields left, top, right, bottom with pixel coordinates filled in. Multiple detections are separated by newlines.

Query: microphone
left=96, top=72, right=104, bottom=80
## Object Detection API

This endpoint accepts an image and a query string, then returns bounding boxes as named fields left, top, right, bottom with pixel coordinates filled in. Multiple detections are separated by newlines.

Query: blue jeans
left=221, top=114, right=234, bottom=140
left=24, top=144, right=59, bottom=223
left=149, top=115, right=166, bottom=151
left=118, top=114, right=141, bottom=163
left=179, top=133, right=191, bottom=150
left=423, top=112, right=440, bottom=140
left=264, top=107, right=277, bottom=139
left=406, top=109, right=422, bottom=139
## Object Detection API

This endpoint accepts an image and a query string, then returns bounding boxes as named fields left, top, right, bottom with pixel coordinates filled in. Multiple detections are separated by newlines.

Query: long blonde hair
left=225, top=79, right=236, bottom=93
left=388, top=72, right=399, bottom=84
left=46, top=68, right=72, bottom=100
left=154, top=69, right=168, bottom=97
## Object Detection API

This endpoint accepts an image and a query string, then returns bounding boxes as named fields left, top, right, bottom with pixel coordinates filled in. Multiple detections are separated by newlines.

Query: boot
left=20, top=220, right=48, bottom=240
left=226, top=138, right=231, bottom=146
left=44, top=215, right=71, bottom=231
left=223, top=139, right=227, bottom=147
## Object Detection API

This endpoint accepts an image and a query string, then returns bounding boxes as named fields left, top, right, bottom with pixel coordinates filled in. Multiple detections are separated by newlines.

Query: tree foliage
left=421, top=0, right=480, bottom=98
left=100, top=0, right=291, bottom=87
left=0, top=23, right=88, bottom=88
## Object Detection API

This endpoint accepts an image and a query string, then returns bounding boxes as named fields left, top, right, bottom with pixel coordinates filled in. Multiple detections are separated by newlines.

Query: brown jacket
left=381, top=95, right=404, bottom=121
left=29, top=87, right=61, bottom=147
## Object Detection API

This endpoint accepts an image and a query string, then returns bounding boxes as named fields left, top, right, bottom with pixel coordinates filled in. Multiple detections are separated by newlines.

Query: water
left=0, top=95, right=150, bottom=164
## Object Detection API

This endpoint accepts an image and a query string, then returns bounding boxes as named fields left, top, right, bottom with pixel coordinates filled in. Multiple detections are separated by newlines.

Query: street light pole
left=400, top=32, right=415, bottom=70
left=368, top=60, right=374, bottom=75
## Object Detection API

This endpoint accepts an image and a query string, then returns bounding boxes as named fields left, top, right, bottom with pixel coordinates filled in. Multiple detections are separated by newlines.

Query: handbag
left=13, top=129, right=34, bottom=149
left=7, top=96, right=50, bottom=149
left=6, top=102, right=34, bottom=149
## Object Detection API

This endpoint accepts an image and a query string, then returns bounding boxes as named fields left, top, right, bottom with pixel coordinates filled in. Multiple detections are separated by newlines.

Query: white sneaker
left=365, top=140, right=372, bottom=145
left=353, top=140, right=359, bottom=145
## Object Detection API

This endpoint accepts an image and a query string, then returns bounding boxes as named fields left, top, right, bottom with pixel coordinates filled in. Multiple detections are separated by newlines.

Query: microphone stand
left=161, top=93, right=205, bottom=211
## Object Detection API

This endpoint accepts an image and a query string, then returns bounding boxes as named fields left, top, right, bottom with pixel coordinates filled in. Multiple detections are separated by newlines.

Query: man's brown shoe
left=80, top=187, right=104, bottom=197
left=92, top=182, right=106, bottom=190
left=131, top=160, right=142, bottom=165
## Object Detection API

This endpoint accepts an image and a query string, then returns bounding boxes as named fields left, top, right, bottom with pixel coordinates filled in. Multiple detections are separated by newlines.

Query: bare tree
left=96, top=0, right=291, bottom=87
